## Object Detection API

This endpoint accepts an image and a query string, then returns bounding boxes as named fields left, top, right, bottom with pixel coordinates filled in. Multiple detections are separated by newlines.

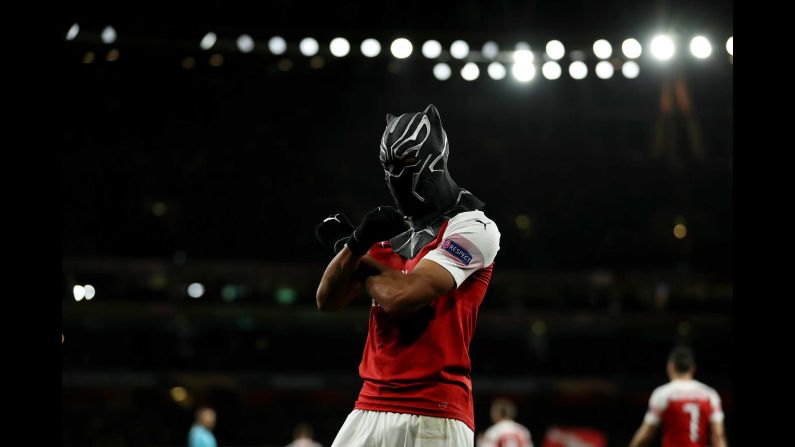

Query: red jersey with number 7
left=643, top=379, right=725, bottom=447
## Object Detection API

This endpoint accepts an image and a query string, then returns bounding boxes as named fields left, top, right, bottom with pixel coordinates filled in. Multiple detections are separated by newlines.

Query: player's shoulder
left=507, top=419, right=530, bottom=429
left=652, top=382, right=671, bottom=393
left=482, top=422, right=499, bottom=436
left=691, top=379, right=714, bottom=390
left=692, top=380, right=721, bottom=397
left=482, top=422, right=500, bottom=439
left=508, top=420, right=532, bottom=435
left=446, top=210, right=501, bottom=237
left=444, top=210, right=500, bottom=263
left=651, top=382, right=675, bottom=398
left=487, top=420, right=528, bottom=436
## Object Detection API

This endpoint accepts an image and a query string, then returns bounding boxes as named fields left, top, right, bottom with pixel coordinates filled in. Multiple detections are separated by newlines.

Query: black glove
left=315, top=213, right=356, bottom=254
left=346, top=206, right=409, bottom=256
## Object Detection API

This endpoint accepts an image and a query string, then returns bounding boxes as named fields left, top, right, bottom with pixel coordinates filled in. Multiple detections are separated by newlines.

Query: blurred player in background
left=286, top=422, right=322, bottom=447
left=188, top=406, right=217, bottom=447
left=629, top=346, right=727, bottom=447
left=315, top=104, right=501, bottom=446
left=477, top=398, right=533, bottom=447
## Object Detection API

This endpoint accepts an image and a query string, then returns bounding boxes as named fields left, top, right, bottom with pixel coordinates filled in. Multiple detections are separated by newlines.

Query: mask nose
left=383, top=162, right=401, bottom=176
left=383, top=156, right=421, bottom=177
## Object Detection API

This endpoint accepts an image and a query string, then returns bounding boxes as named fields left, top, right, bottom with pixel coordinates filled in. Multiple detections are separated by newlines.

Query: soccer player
left=477, top=398, right=533, bottom=447
left=629, top=346, right=728, bottom=447
left=315, top=104, right=501, bottom=446
left=188, top=406, right=217, bottom=447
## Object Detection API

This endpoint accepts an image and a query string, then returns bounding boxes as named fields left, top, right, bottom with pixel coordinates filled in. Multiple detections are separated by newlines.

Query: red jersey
left=354, top=210, right=501, bottom=431
left=644, top=379, right=725, bottom=447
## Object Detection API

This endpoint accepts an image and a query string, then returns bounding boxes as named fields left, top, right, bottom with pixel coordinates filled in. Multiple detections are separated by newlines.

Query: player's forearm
left=316, top=247, right=385, bottom=311
left=316, top=247, right=364, bottom=311
left=711, top=423, right=727, bottom=447
left=628, top=435, right=649, bottom=447
left=364, top=271, right=434, bottom=317
left=628, top=426, right=653, bottom=447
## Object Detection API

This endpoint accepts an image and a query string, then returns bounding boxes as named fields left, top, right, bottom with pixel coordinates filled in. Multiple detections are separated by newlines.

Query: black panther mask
left=380, top=104, right=484, bottom=259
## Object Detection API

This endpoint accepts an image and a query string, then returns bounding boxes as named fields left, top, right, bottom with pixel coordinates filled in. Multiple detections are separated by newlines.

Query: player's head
left=379, top=104, right=461, bottom=223
left=293, top=422, right=314, bottom=440
left=195, top=406, right=217, bottom=430
left=667, top=346, right=696, bottom=379
left=490, top=398, right=517, bottom=423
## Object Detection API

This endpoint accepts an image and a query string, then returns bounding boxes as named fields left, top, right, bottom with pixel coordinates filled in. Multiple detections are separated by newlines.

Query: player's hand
left=315, top=213, right=355, bottom=254
left=347, top=206, right=409, bottom=256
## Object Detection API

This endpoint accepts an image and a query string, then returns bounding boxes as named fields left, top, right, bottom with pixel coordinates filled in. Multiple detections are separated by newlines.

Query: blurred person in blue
left=188, top=406, right=217, bottom=447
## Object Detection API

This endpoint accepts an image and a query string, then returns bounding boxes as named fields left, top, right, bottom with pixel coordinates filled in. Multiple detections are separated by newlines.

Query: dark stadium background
left=61, top=1, right=732, bottom=445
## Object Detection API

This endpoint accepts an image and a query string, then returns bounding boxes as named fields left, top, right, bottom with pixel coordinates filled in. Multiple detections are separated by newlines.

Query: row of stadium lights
left=72, top=281, right=297, bottom=304
left=70, top=282, right=220, bottom=301
left=72, top=282, right=207, bottom=301
left=72, top=282, right=222, bottom=301
left=66, top=24, right=733, bottom=82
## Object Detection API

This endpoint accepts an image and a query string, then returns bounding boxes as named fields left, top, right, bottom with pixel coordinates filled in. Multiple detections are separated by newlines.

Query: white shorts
left=330, top=409, right=474, bottom=447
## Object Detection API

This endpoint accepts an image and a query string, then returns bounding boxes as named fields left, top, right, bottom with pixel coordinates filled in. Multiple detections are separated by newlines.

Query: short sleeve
left=708, top=388, right=725, bottom=423
left=422, top=212, right=500, bottom=287
left=643, top=387, right=669, bottom=426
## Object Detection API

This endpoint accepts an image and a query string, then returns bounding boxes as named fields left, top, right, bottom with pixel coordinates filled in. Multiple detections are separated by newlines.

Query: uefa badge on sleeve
left=442, top=238, right=472, bottom=265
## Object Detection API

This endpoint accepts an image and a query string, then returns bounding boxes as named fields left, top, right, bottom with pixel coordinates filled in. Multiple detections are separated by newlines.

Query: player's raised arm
left=315, top=207, right=408, bottom=311
left=628, top=422, right=657, bottom=447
